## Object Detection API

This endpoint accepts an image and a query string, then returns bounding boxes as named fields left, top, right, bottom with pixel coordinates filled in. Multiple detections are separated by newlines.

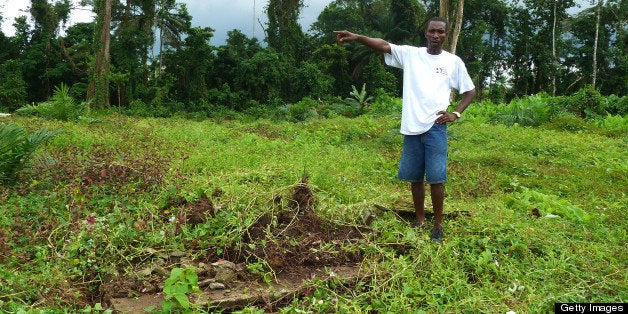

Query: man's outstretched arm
left=333, top=30, right=391, bottom=54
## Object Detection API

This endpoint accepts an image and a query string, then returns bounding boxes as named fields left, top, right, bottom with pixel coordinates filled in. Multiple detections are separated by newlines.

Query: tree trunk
left=87, top=0, right=112, bottom=108
left=592, top=0, right=602, bottom=88
left=440, top=0, right=465, bottom=54
left=450, top=0, right=464, bottom=55
left=439, top=0, right=450, bottom=49
left=552, top=0, right=557, bottom=96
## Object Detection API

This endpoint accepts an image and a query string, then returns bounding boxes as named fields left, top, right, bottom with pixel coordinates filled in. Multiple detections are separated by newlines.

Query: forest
left=0, top=0, right=626, bottom=313
left=0, top=0, right=625, bottom=116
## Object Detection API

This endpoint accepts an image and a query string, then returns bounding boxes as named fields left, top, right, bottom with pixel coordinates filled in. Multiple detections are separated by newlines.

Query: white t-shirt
left=384, top=44, right=475, bottom=135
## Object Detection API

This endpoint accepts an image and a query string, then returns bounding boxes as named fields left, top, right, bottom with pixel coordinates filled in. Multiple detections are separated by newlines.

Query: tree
left=560, top=0, right=625, bottom=96
left=16, top=0, right=72, bottom=101
left=592, top=0, right=603, bottom=88
left=162, top=26, right=215, bottom=104
left=448, top=0, right=506, bottom=100
left=389, top=0, right=425, bottom=45
left=506, top=0, right=576, bottom=97
left=310, top=0, right=369, bottom=45
left=0, top=60, right=28, bottom=111
left=154, top=0, right=191, bottom=77
left=87, top=0, right=112, bottom=108
left=265, top=0, right=306, bottom=62
left=439, top=0, right=465, bottom=54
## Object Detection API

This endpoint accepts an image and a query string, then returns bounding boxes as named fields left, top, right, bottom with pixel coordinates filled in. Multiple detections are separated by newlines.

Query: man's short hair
left=427, top=17, right=449, bottom=32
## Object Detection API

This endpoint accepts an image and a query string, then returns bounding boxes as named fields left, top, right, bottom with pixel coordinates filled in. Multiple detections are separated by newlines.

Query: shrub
left=366, top=91, right=401, bottom=117
left=124, top=99, right=153, bottom=117
left=320, top=97, right=360, bottom=118
left=344, top=84, right=373, bottom=114
left=541, top=112, right=593, bottom=132
left=604, top=94, right=628, bottom=116
left=0, top=124, right=60, bottom=186
left=595, top=114, right=627, bottom=137
left=565, top=86, right=606, bottom=118
left=286, top=97, right=320, bottom=122
left=493, top=94, right=553, bottom=127
left=0, top=59, right=27, bottom=112
left=14, top=83, right=88, bottom=121
left=463, top=100, right=500, bottom=123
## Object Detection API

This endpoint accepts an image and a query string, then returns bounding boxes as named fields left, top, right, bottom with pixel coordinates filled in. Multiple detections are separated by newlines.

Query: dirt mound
left=100, top=177, right=369, bottom=311
left=242, top=176, right=366, bottom=271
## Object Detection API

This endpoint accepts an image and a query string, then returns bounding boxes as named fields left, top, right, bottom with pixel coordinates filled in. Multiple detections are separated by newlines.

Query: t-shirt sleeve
left=384, top=44, right=404, bottom=69
left=453, top=58, right=475, bottom=93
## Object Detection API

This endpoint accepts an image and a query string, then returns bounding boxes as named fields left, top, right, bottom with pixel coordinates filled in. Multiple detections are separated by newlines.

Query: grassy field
left=0, top=108, right=626, bottom=313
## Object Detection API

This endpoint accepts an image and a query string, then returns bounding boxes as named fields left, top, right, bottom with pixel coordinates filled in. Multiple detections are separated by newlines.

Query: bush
left=462, top=100, right=500, bottom=124
left=604, top=94, right=628, bottom=116
left=493, top=94, right=553, bottom=127
left=124, top=99, right=153, bottom=117
left=0, top=124, right=60, bottom=186
left=344, top=84, right=373, bottom=114
left=14, top=83, right=88, bottom=121
left=565, top=86, right=606, bottom=118
left=286, top=97, right=320, bottom=122
left=595, top=114, right=627, bottom=137
left=0, top=60, right=27, bottom=112
left=541, top=112, right=593, bottom=132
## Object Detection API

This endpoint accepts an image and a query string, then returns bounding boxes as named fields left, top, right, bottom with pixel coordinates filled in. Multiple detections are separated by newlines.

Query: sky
left=1, top=0, right=594, bottom=45
left=0, top=0, right=333, bottom=45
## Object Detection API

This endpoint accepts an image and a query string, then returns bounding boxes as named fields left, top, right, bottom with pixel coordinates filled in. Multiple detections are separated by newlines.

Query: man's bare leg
left=430, top=183, right=444, bottom=229
left=411, top=182, right=426, bottom=225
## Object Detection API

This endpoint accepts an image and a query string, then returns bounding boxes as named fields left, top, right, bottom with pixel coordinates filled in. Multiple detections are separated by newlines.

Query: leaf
left=174, top=293, right=190, bottom=309
left=161, top=300, right=174, bottom=313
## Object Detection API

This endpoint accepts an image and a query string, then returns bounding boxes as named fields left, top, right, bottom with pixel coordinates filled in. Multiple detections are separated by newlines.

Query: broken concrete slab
left=110, top=265, right=363, bottom=313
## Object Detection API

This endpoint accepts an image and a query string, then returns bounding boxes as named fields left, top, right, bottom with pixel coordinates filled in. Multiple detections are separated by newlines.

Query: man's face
left=425, top=21, right=448, bottom=50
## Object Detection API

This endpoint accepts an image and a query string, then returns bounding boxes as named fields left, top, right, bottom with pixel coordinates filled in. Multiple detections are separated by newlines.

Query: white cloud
left=1, top=0, right=330, bottom=45
left=3, top=0, right=593, bottom=45
left=1, top=0, right=94, bottom=36
left=182, top=0, right=331, bottom=45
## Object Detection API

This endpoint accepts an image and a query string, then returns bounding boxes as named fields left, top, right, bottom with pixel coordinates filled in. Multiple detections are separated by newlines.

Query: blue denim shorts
left=398, top=123, right=448, bottom=184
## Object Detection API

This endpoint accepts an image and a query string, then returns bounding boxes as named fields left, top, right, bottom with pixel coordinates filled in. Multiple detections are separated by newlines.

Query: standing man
left=334, top=17, right=476, bottom=243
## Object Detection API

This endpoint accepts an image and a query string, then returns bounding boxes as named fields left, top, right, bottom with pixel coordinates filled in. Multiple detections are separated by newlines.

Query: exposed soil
left=99, top=176, right=369, bottom=312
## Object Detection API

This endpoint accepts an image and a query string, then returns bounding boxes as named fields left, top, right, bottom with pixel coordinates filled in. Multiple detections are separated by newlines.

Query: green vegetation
left=0, top=0, right=625, bottom=115
left=0, top=124, right=60, bottom=185
left=15, top=83, right=90, bottom=122
left=160, top=267, right=201, bottom=313
left=0, top=92, right=625, bottom=312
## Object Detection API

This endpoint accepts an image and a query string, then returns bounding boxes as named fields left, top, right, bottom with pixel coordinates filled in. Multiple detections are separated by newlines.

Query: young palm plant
left=15, top=83, right=88, bottom=121
left=345, top=84, right=374, bottom=114
left=0, top=124, right=60, bottom=186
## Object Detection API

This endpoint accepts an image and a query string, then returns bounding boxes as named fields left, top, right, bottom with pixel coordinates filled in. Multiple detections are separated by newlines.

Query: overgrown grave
left=108, top=176, right=371, bottom=312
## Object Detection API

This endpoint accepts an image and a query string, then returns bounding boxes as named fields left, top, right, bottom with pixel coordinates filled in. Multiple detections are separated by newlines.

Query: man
left=334, top=17, right=476, bottom=243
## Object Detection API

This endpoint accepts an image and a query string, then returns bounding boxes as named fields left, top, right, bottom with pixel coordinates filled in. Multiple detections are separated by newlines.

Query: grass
left=0, top=109, right=626, bottom=313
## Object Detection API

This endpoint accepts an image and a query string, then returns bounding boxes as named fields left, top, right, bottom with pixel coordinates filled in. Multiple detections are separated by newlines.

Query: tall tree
left=507, top=0, right=576, bottom=97
left=568, top=0, right=626, bottom=95
left=389, top=0, right=424, bottom=44
left=87, top=0, right=111, bottom=108
left=161, top=26, right=215, bottom=104
left=154, top=0, right=191, bottom=76
left=265, top=0, right=305, bottom=61
left=592, top=0, right=602, bottom=88
left=21, top=0, right=71, bottom=100
left=439, top=0, right=465, bottom=54
left=455, top=0, right=508, bottom=100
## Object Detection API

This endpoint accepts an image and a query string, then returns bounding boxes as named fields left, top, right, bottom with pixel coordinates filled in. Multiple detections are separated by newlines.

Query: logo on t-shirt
left=435, top=66, right=448, bottom=76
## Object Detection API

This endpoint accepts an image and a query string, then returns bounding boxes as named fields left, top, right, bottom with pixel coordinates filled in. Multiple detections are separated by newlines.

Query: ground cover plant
left=0, top=97, right=625, bottom=313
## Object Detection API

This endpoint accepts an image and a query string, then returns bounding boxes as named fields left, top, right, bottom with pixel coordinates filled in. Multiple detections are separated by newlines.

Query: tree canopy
left=0, top=0, right=625, bottom=113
